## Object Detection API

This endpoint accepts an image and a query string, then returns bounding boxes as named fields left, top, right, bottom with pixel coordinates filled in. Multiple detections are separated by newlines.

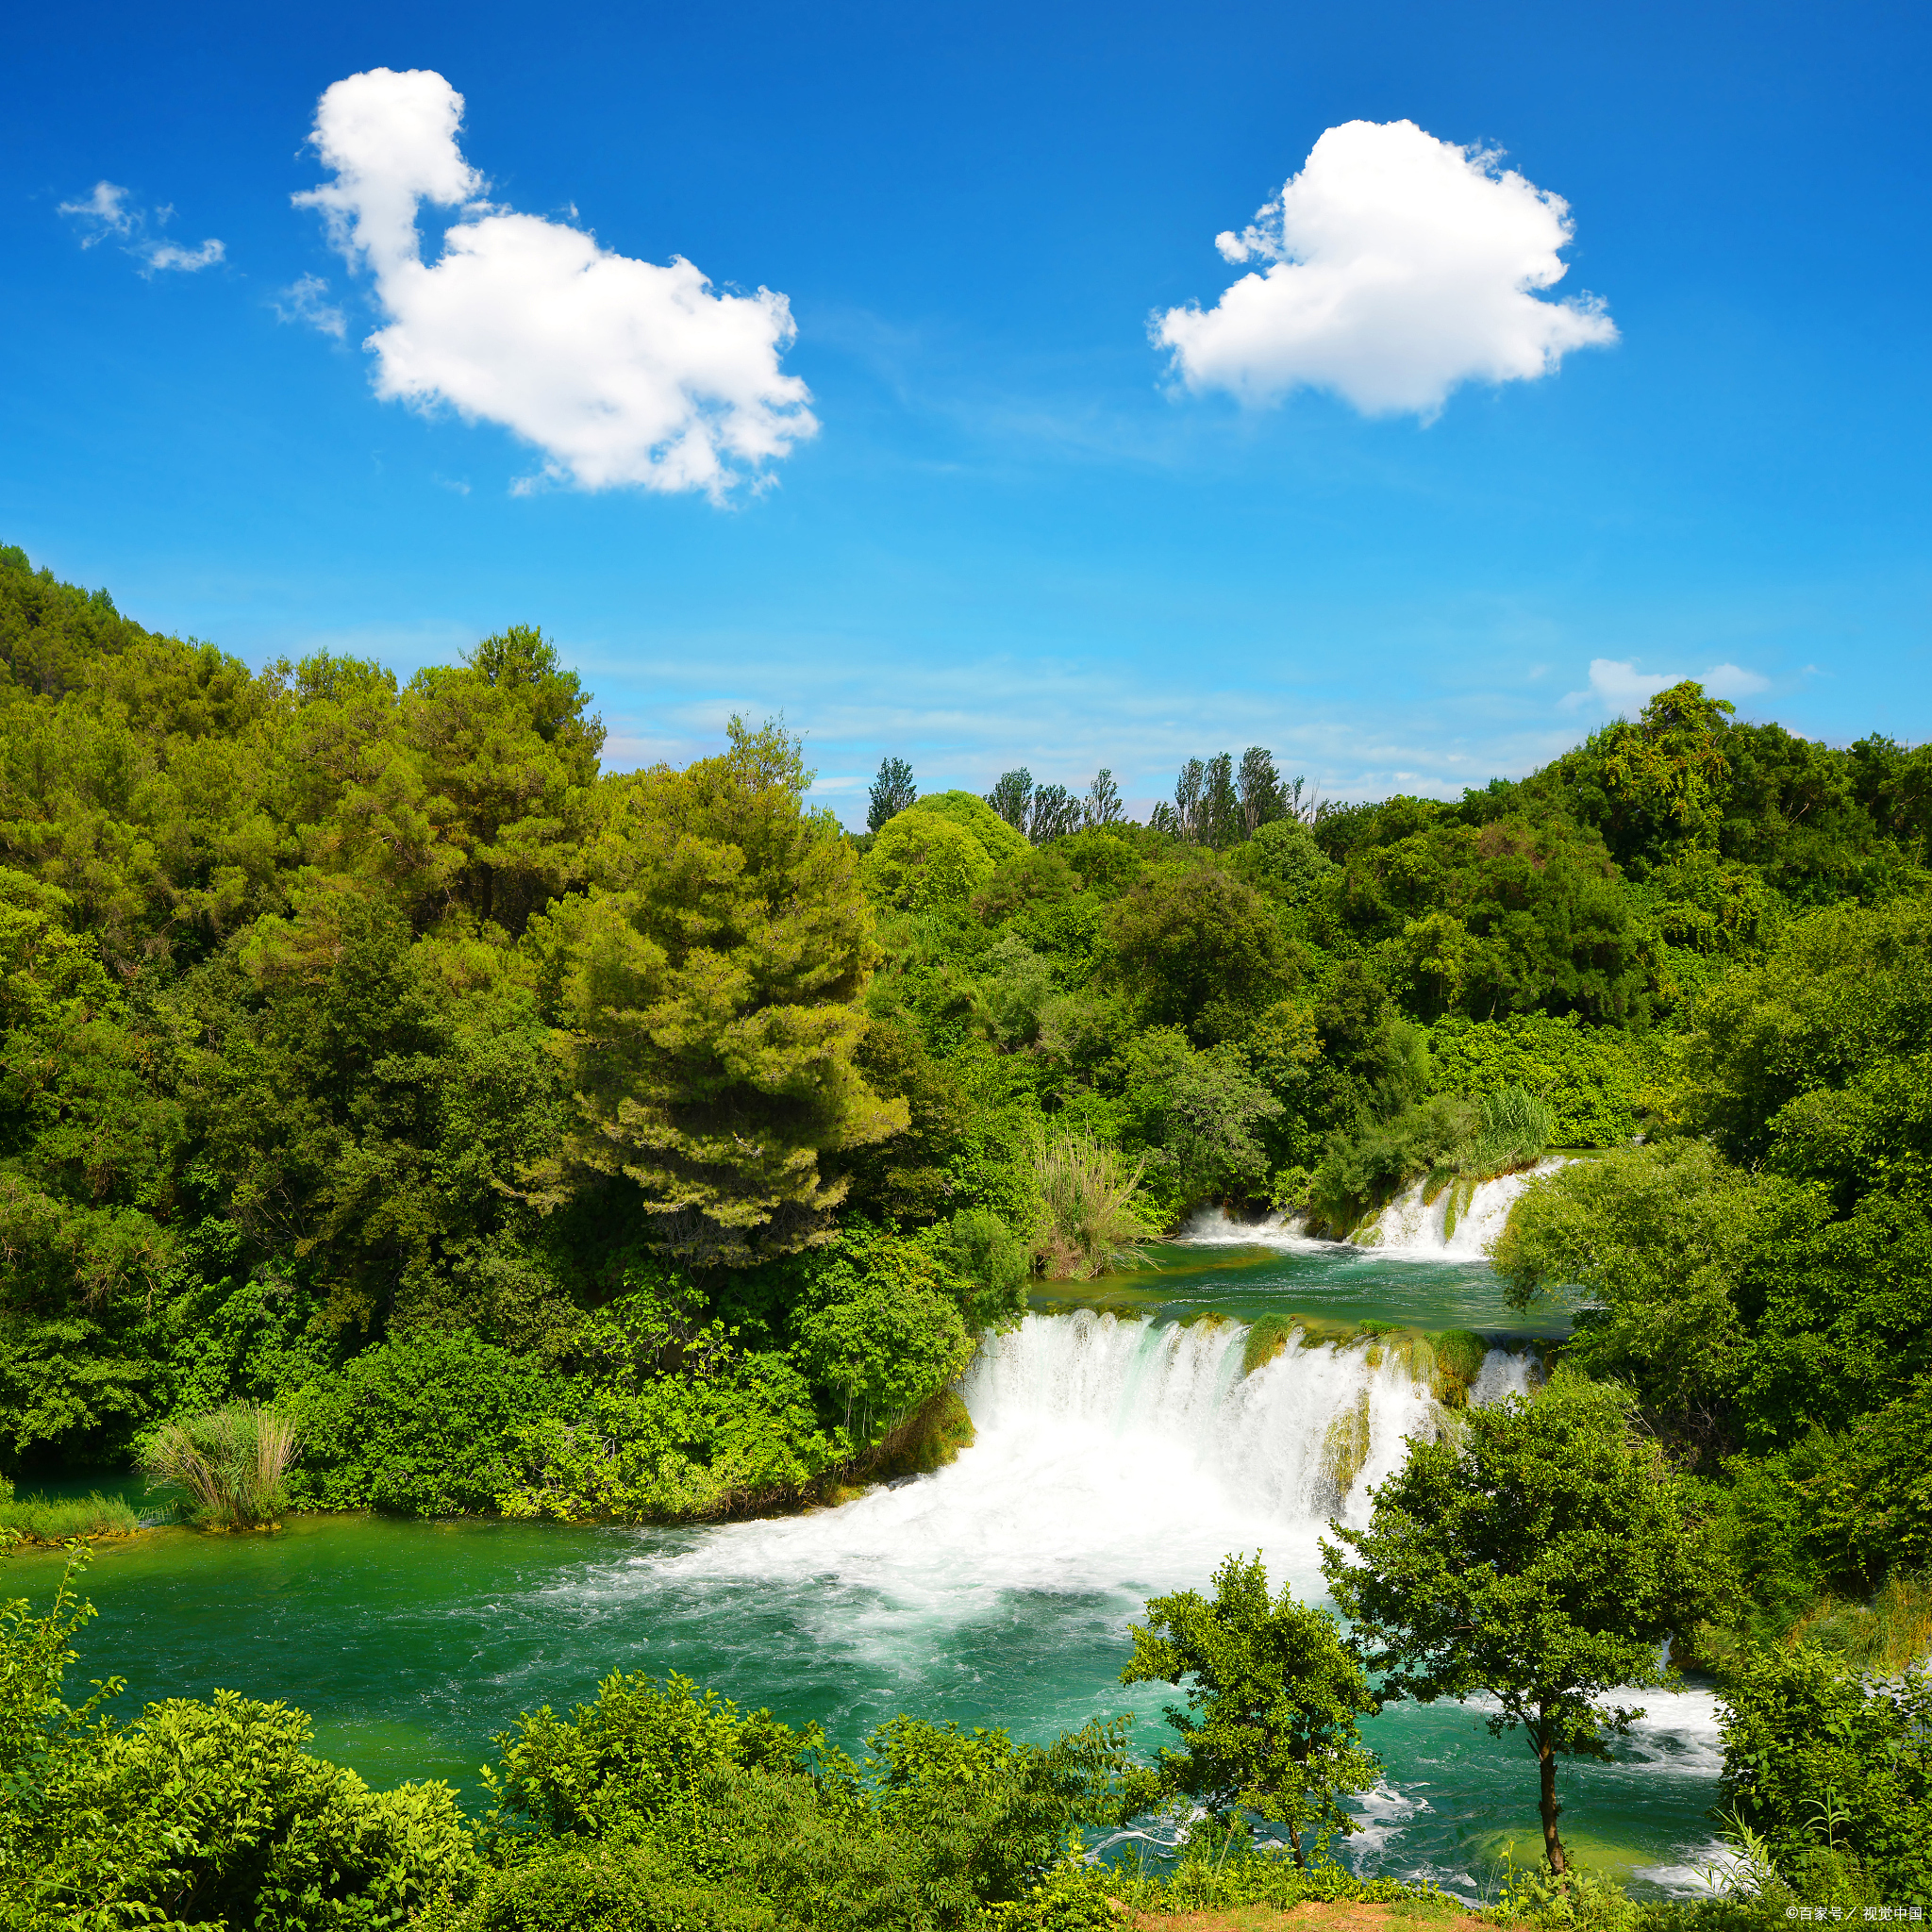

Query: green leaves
left=535, top=723, right=906, bottom=1266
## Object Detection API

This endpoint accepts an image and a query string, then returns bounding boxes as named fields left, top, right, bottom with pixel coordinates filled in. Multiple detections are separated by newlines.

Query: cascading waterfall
left=652, top=1312, right=1529, bottom=1618
left=616, top=1310, right=1716, bottom=1892
left=1181, top=1159, right=1566, bottom=1261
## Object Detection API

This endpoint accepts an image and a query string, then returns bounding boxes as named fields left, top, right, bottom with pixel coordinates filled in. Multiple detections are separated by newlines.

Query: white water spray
left=593, top=1308, right=1716, bottom=1885
left=646, top=1313, right=1523, bottom=1612
left=1181, top=1161, right=1566, bottom=1262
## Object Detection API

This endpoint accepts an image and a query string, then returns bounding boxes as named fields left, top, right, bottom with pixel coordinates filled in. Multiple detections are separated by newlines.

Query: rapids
left=1179, top=1161, right=1566, bottom=1262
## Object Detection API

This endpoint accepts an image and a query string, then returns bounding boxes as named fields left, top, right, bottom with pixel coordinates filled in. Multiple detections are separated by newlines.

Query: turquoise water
left=1041, top=1228, right=1572, bottom=1337
left=6, top=1244, right=1721, bottom=1897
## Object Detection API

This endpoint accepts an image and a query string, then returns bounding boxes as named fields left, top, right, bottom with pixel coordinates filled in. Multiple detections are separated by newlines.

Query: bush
left=0, top=1557, right=475, bottom=1929
left=1033, top=1134, right=1160, bottom=1277
left=431, top=1840, right=775, bottom=1932
left=1428, top=1012, right=1645, bottom=1148
left=934, top=1208, right=1031, bottom=1332
left=1718, top=1641, right=1932, bottom=1903
left=290, top=1331, right=560, bottom=1516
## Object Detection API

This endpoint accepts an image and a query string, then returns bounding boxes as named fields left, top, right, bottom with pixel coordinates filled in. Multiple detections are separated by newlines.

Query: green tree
left=1718, top=1642, right=1932, bottom=1903
left=1121, top=1552, right=1379, bottom=1867
left=868, top=756, right=917, bottom=832
left=985, top=767, right=1032, bottom=833
left=1322, top=1371, right=1729, bottom=1874
left=1118, top=1027, right=1284, bottom=1208
left=793, top=1262, right=970, bottom=1449
left=534, top=720, right=907, bottom=1265
left=1491, top=1141, right=1790, bottom=1429
left=1108, top=865, right=1295, bottom=1043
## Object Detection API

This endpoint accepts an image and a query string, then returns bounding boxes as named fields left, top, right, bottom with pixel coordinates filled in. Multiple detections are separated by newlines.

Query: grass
left=141, top=1404, right=299, bottom=1529
left=0, top=1489, right=142, bottom=1546
left=1787, top=1569, right=1932, bottom=1673
left=1036, top=1132, right=1162, bottom=1279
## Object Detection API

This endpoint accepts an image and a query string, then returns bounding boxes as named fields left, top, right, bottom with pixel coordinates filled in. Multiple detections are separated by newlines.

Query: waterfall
left=654, top=1313, right=1529, bottom=1611
left=1180, top=1160, right=1565, bottom=1261
left=613, top=1312, right=1716, bottom=1888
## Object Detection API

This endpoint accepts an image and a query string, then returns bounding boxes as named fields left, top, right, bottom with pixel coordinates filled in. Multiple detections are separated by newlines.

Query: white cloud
left=1154, top=119, right=1616, bottom=417
left=1562, top=658, right=1771, bottom=713
left=272, top=272, right=346, bottom=338
left=294, top=67, right=815, bottom=499
left=58, top=180, right=225, bottom=275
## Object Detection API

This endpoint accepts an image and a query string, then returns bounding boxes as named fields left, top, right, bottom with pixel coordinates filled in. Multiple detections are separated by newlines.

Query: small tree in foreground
left=1321, top=1370, right=1729, bottom=1875
left=1121, top=1552, right=1379, bottom=1867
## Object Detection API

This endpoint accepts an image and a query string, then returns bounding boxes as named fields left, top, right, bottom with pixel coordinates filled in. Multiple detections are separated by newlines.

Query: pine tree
left=534, top=720, right=908, bottom=1264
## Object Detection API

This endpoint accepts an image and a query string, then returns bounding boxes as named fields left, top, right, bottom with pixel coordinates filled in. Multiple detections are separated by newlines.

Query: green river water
left=9, top=1231, right=1724, bottom=1898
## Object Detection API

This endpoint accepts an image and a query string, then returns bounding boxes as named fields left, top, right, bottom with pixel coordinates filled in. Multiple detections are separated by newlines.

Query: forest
left=1, top=540, right=1929, bottom=1924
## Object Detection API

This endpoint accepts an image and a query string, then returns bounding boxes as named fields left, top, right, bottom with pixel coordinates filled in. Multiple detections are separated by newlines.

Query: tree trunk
left=1535, top=1718, right=1567, bottom=1874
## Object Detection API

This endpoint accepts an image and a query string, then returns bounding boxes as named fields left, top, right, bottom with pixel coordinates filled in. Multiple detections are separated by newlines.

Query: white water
left=642, top=1313, right=1462, bottom=1612
left=630, top=1313, right=1542, bottom=1664
left=1181, top=1160, right=1566, bottom=1262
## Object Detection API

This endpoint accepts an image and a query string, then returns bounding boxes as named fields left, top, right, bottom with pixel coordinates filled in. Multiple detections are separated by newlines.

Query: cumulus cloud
left=58, top=180, right=225, bottom=275
left=1155, top=119, right=1615, bottom=417
left=272, top=272, right=346, bottom=338
left=1562, top=658, right=1770, bottom=713
left=294, top=67, right=815, bottom=498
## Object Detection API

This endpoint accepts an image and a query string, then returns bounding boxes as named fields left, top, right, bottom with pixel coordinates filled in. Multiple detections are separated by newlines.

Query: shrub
left=289, top=1331, right=560, bottom=1516
left=1718, top=1641, right=1932, bottom=1902
left=934, top=1208, right=1031, bottom=1331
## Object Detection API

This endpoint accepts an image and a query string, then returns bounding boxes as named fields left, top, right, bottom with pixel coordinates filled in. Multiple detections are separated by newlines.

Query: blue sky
left=4, top=0, right=1927, bottom=822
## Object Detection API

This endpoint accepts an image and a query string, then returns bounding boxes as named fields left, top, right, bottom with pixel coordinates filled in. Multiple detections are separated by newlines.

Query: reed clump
left=142, top=1404, right=300, bottom=1530
left=1032, top=1131, right=1160, bottom=1279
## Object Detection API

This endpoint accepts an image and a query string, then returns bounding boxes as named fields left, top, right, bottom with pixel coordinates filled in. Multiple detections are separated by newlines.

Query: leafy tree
left=1600, top=680, right=1737, bottom=844
left=1118, top=1027, right=1283, bottom=1208
left=1228, top=819, right=1334, bottom=907
left=1323, top=1371, right=1729, bottom=1874
left=900, top=791, right=1029, bottom=867
left=867, top=756, right=917, bottom=832
left=863, top=808, right=1000, bottom=910
left=1108, top=865, right=1295, bottom=1043
left=792, top=1259, right=970, bottom=1448
left=534, top=720, right=907, bottom=1266
left=1718, top=1642, right=1932, bottom=1903
left=1082, top=767, right=1124, bottom=828
left=394, top=625, right=604, bottom=935
left=986, top=767, right=1032, bottom=832
left=1491, top=1141, right=1783, bottom=1428
left=1026, top=783, right=1082, bottom=844
left=1121, top=1552, right=1378, bottom=1867
left=1202, top=752, right=1241, bottom=848
left=1236, top=747, right=1285, bottom=837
